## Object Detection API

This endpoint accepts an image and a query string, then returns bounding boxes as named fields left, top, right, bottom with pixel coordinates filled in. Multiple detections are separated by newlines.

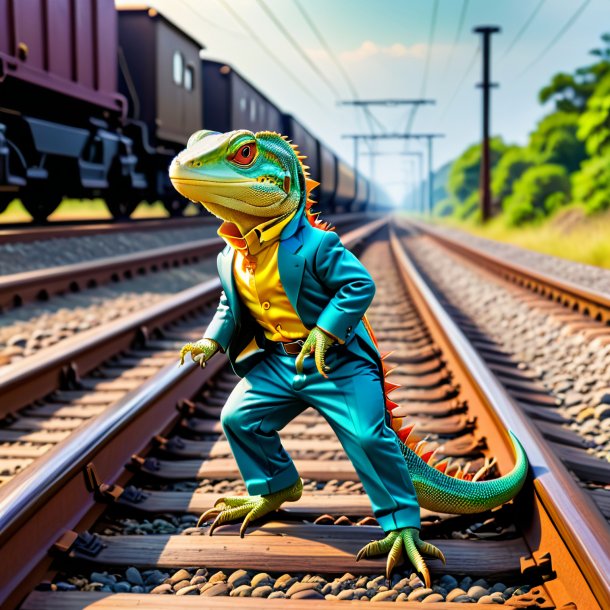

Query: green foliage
left=539, top=33, right=610, bottom=112
left=433, top=198, right=455, bottom=218
left=491, top=147, right=535, bottom=201
left=572, top=154, right=610, bottom=214
left=446, top=137, right=507, bottom=218
left=578, top=72, right=610, bottom=157
left=504, top=164, right=570, bottom=226
left=528, top=112, right=587, bottom=172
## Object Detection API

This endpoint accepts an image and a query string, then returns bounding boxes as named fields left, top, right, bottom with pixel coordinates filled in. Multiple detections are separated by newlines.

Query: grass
left=0, top=198, right=200, bottom=223
left=427, top=205, right=610, bottom=269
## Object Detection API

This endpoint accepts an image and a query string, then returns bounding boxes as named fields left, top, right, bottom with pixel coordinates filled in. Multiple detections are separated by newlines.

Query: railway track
left=0, top=213, right=372, bottom=246
left=0, top=216, right=383, bottom=483
left=401, top=219, right=610, bottom=519
left=0, top=223, right=604, bottom=608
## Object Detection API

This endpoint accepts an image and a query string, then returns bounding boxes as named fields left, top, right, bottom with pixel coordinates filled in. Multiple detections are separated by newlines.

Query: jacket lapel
left=218, top=246, right=241, bottom=320
left=278, top=214, right=306, bottom=314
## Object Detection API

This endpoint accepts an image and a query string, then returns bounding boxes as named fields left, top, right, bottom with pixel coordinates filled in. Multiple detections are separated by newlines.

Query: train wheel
left=105, top=194, right=139, bottom=220
left=21, top=191, right=62, bottom=223
left=163, top=197, right=189, bottom=217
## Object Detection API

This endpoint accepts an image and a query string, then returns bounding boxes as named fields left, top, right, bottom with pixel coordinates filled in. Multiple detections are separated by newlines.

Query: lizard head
left=169, top=129, right=314, bottom=232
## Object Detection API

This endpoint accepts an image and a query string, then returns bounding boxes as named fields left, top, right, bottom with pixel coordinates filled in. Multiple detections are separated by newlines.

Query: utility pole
left=473, top=26, right=500, bottom=222
left=343, top=134, right=443, bottom=215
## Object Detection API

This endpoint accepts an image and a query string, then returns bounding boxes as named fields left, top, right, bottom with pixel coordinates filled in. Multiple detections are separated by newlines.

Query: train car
left=201, top=60, right=283, bottom=135
left=0, top=0, right=140, bottom=220
left=317, top=141, right=337, bottom=213
left=353, top=173, right=369, bottom=212
left=334, top=159, right=357, bottom=212
left=117, top=6, right=203, bottom=216
left=281, top=115, right=320, bottom=186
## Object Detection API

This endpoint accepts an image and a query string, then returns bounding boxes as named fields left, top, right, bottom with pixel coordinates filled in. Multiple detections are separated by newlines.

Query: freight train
left=0, top=2, right=381, bottom=222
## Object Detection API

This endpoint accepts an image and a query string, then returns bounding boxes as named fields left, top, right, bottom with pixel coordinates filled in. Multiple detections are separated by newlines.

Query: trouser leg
left=301, top=346, right=421, bottom=532
left=220, top=354, right=307, bottom=495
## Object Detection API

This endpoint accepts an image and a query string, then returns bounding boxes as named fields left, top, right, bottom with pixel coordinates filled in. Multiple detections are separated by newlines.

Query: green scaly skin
left=169, top=130, right=529, bottom=584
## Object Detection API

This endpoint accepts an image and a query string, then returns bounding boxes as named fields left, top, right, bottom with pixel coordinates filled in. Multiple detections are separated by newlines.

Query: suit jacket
left=204, top=211, right=381, bottom=378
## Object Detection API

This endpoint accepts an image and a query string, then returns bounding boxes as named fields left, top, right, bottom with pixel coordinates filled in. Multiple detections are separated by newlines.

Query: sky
left=116, top=0, right=610, bottom=206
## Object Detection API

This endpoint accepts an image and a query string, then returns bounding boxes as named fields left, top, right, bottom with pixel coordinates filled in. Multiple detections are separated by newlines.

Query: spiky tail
left=362, top=320, right=528, bottom=515
left=401, top=430, right=528, bottom=514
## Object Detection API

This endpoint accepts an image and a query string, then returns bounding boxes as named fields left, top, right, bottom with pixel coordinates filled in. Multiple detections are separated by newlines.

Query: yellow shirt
left=217, top=211, right=310, bottom=342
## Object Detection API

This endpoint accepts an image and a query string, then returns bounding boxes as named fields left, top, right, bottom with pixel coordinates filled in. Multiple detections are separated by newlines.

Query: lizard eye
left=232, top=142, right=257, bottom=166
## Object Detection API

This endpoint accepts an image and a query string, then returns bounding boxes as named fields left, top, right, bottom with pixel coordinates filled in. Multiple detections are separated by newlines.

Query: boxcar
left=0, top=0, right=133, bottom=219
left=201, top=60, right=283, bottom=135
left=353, top=173, right=369, bottom=211
left=118, top=6, right=203, bottom=215
left=281, top=115, right=320, bottom=187
left=334, top=159, right=357, bottom=212
left=317, top=141, right=337, bottom=212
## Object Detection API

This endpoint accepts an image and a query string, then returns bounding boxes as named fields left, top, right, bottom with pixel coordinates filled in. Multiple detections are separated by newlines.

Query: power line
left=439, top=45, right=480, bottom=124
left=501, top=0, right=547, bottom=60
left=420, top=0, right=440, bottom=98
left=174, top=0, right=247, bottom=38
left=292, top=0, right=378, bottom=144
left=517, top=0, right=591, bottom=77
left=441, top=0, right=470, bottom=80
left=255, top=0, right=341, bottom=100
left=216, top=0, right=323, bottom=107
left=292, top=0, right=356, bottom=99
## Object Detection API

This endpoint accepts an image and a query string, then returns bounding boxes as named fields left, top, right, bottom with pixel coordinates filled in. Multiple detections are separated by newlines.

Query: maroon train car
left=0, top=0, right=146, bottom=219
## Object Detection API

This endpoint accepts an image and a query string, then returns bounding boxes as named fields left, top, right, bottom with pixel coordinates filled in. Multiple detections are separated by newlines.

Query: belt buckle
left=282, top=339, right=304, bottom=355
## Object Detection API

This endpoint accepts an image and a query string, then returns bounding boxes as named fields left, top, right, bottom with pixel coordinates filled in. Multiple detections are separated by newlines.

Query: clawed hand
left=356, top=527, right=445, bottom=587
left=295, top=327, right=335, bottom=378
left=179, top=338, right=220, bottom=367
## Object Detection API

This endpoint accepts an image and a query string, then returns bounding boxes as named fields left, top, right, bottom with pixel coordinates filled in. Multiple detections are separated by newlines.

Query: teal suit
left=204, top=212, right=420, bottom=532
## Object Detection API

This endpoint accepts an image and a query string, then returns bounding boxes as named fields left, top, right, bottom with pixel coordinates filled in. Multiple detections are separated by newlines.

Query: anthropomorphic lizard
left=169, top=129, right=528, bottom=585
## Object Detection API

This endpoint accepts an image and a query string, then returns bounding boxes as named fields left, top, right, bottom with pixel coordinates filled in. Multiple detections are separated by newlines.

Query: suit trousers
left=220, top=341, right=421, bottom=532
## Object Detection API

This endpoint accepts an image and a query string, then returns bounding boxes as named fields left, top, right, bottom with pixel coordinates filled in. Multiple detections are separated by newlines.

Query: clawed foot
left=356, top=527, right=445, bottom=587
left=198, top=478, right=303, bottom=537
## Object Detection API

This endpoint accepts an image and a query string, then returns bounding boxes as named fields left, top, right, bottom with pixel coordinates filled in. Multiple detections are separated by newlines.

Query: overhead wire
left=438, top=45, right=480, bottom=125
left=291, top=0, right=375, bottom=161
left=255, top=0, right=342, bottom=100
left=216, top=0, right=324, bottom=107
left=517, top=0, right=591, bottom=77
left=405, top=0, right=439, bottom=142
left=440, top=0, right=470, bottom=81
left=500, top=0, right=547, bottom=60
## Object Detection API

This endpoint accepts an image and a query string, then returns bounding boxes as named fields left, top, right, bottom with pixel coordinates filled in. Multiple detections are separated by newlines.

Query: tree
left=446, top=137, right=507, bottom=218
left=528, top=112, right=587, bottom=173
left=539, top=33, right=610, bottom=113
left=572, top=155, right=610, bottom=213
left=504, top=164, right=571, bottom=225
left=578, top=71, right=610, bottom=157
left=491, top=147, right=535, bottom=202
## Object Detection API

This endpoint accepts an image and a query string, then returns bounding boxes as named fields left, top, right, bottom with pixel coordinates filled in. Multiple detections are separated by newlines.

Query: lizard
left=169, top=128, right=528, bottom=586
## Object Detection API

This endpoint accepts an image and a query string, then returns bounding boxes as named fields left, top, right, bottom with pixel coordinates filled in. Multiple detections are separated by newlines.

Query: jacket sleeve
left=313, top=230, right=376, bottom=344
left=203, top=290, right=236, bottom=352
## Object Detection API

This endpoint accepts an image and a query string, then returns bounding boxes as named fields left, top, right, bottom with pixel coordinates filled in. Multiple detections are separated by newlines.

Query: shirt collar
left=218, top=209, right=298, bottom=255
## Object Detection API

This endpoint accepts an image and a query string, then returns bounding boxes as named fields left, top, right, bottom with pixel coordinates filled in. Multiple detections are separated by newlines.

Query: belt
left=265, top=338, right=305, bottom=355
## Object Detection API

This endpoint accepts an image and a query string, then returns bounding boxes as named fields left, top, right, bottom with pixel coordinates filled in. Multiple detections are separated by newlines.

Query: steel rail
left=0, top=217, right=388, bottom=609
left=408, top=219, right=610, bottom=323
left=0, top=212, right=373, bottom=245
left=0, top=214, right=376, bottom=309
left=389, top=224, right=610, bottom=610
left=0, top=236, right=223, bottom=309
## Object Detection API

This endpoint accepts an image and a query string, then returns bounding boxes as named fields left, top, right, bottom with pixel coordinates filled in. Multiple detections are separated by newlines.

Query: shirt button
left=262, top=301, right=270, bottom=310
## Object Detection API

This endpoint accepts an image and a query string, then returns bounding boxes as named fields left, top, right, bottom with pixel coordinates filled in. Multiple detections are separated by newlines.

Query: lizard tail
left=364, top=320, right=528, bottom=514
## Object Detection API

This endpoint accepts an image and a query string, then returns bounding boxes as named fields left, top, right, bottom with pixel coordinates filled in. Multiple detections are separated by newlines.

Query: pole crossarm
left=338, top=99, right=435, bottom=107
left=342, top=133, right=444, bottom=140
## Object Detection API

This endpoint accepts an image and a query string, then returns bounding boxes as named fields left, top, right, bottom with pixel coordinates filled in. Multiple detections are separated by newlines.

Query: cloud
left=339, top=40, right=428, bottom=62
